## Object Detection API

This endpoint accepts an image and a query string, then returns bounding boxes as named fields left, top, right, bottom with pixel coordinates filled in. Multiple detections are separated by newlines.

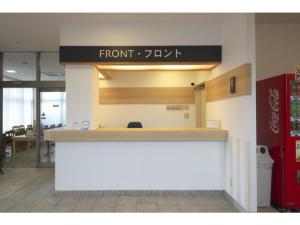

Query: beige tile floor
left=0, top=168, right=276, bottom=213
left=257, top=207, right=279, bottom=212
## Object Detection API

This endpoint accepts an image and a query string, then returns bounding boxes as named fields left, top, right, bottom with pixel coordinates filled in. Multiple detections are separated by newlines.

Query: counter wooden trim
left=44, top=128, right=228, bottom=142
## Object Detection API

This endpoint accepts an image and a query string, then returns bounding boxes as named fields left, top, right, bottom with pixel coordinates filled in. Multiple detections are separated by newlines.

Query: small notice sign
left=295, top=65, right=300, bottom=81
left=296, top=140, right=300, bottom=162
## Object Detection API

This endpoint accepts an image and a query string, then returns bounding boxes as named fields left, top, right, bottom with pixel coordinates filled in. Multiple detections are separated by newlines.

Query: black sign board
left=59, top=46, right=222, bottom=63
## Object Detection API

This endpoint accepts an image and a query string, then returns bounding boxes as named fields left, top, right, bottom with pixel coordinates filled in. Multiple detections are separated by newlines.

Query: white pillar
left=65, top=65, right=99, bottom=130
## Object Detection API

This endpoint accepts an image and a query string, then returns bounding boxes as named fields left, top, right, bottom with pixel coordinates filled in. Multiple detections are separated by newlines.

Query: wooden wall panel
left=205, top=63, right=251, bottom=102
left=99, top=87, right=195, bottom=104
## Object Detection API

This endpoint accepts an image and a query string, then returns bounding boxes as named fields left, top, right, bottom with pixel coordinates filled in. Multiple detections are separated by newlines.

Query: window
left=40, top=52, right=65, bottom=81
left=3, top=88, right=35, bottom=132
left=41, top=92, right=66, bottom=127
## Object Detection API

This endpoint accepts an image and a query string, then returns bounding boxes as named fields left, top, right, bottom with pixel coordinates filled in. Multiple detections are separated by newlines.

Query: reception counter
left=44, top=128, right=228, bottom=141
left=44, top=128, right=228, bottom=191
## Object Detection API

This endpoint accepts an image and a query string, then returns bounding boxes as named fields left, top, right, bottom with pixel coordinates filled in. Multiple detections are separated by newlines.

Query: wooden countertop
left=43, top=128, right=228, bottom=142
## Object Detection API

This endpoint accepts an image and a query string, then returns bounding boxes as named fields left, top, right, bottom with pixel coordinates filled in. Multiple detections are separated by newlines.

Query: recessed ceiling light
left=43, top=72, right=62, bottom=77
left=6, top=70, right=16, bottom=73
left=96, top=64, right=217, bottom=71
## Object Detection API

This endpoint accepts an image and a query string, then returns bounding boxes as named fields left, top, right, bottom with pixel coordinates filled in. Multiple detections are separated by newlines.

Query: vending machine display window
left=290, top=81, right=300, bottom=136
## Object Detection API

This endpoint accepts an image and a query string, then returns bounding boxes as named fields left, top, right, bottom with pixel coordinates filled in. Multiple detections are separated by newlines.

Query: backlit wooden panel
left=99, top=87, right=195, bottom=104
left=206, top=63, right=251, bottom=102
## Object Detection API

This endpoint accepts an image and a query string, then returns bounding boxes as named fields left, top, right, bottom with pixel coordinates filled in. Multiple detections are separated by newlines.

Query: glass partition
left=3, top=53, right=36, bottom=81
left=40, top=52, right=65, bottom=81
left=1, top=51, right=65, bottom=168
left=2, top=88, right=36, bottom=167
left=40, top=91, right=66, bottom=163
left=3, top=88, right=35, bottom=132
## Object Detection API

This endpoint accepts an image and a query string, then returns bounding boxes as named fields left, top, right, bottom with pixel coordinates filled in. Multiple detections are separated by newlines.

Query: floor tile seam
left=52, top=196, right=79, bottom=212
left=71, top=195, right=85, bottom=212
left=1, top=199, right=21, bottom=212
left=96, top=197, right=119, bottom=207
left=137, top=197, right=158, bottom=205
left=30, top=201, right=59, bottom=212
left=0, top=184, right=32, bottom=203
left=157, top=204, right=180, bottom=210
left=116, top=203, right=137, bottom=212
left=136, top=203, right=159, bottom=211
left=5, top=195, right=43, bottom=212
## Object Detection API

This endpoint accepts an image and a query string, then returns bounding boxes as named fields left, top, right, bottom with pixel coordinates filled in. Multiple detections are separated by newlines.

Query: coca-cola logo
left=269, top=88, right=280, bottom=134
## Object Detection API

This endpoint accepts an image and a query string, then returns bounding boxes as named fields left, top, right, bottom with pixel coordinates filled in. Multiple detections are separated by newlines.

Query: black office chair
left=127, top=122, right=143, bottom=128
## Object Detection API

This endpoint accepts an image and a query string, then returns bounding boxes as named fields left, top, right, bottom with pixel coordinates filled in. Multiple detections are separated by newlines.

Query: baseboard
left=54, top=190, right=225, bottom=197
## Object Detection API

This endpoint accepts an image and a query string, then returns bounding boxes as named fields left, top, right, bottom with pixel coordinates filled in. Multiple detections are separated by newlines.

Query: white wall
left=256, top=23, right=300, bottom=80
left=65, top=65, right=99, bottom=129
left=99, top=71, right=203, bottom=128
left=99, top=71, right=203, bottom=88
left=60, top=21, right=221, bottom=45
left=207, top=14, right=257, bottom=212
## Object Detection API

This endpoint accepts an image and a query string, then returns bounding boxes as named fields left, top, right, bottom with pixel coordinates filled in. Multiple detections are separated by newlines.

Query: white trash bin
left=257, top=145, right=274, bottom=207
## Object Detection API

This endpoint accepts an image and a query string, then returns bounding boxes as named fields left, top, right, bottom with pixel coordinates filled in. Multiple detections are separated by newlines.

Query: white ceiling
left=0, top=13, right=226, bottom=51
left=256, top=13, right=300, bottom=24
left=1, top=13, right=299, bottom=52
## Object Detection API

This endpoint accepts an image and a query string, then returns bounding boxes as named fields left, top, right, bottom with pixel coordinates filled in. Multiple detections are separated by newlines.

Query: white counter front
left=55, top=141, right=225, bottom=191
left=44, top=128, right=227, bottom=191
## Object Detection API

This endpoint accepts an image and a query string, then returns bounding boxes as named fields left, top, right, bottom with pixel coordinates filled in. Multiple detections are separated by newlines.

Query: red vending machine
left=257, top=74, right=300, bottom=210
